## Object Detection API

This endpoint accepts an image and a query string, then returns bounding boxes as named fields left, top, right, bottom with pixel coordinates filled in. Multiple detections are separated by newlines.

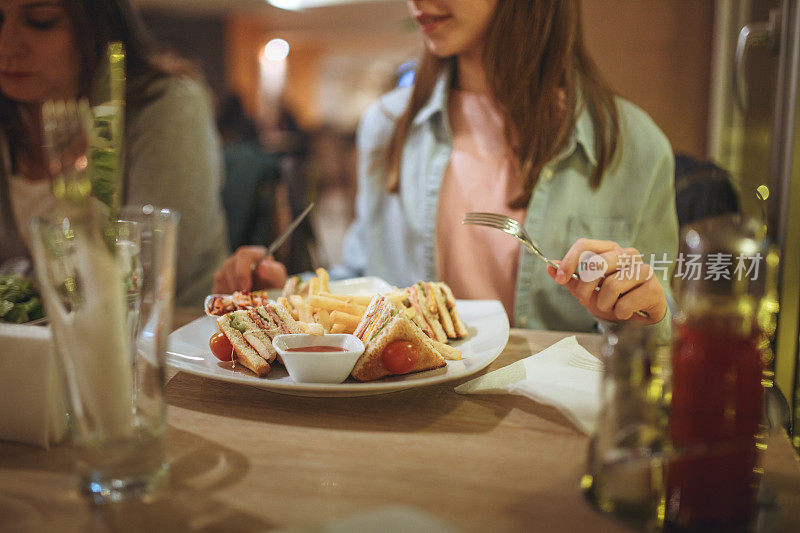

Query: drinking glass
left=29, top=204, right=178, bottom=503
left=582, top=322, right=669, bottom=531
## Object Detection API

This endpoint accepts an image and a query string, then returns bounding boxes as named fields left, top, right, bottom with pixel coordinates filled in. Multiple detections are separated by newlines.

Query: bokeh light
left=263, top=39, right=290, bottom=62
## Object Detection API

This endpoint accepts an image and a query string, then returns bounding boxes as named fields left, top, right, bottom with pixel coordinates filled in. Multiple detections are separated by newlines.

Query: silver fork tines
left=462, top=212, right=568, bottom=275
left=462, top=211, right=649, bottom=318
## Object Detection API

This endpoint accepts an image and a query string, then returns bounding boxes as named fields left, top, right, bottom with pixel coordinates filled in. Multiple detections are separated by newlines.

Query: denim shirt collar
left=572, top=97, right=598, bottom=168
left=411, top=69, right=451, bottom=130
left=411, top=68, right=599, bottom=168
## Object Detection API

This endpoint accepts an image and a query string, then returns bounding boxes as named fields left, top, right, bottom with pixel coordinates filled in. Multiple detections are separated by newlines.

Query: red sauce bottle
left=666, top=216, right=770, bottom=531
left=668, top=318, right=764, bottom=529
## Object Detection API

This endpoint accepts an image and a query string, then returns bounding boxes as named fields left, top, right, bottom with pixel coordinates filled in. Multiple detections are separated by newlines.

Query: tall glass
left=582, top=323, right=669, bottom=531
left=29, top=204, right=178, bottom=503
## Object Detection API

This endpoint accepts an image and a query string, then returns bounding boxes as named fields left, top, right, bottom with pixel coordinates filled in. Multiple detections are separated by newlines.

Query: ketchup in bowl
left=272, top=334, right=364, bottom=383
left=285, top=345, right=346, bottom=353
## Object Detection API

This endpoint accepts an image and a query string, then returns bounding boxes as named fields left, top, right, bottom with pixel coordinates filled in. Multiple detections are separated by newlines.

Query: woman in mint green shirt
left=233, top=0, right=678, bottom=338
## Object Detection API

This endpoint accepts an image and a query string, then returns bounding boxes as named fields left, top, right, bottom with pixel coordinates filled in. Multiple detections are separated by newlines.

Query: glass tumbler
left=29, top=204, right=178, bottom=503
left=582, top=322, right=670, bottom=530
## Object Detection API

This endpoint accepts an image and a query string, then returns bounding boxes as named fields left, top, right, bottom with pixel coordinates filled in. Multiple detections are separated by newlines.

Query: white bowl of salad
left=0, top=274, right=45, bottom=325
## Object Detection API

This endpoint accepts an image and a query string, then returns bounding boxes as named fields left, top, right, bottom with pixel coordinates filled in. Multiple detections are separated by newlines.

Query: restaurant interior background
left=131, top=0, right=800, bottom=448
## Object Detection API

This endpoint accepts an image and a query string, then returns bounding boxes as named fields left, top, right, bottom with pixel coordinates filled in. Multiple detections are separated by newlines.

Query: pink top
left=435, top=89, right=527, bottom=321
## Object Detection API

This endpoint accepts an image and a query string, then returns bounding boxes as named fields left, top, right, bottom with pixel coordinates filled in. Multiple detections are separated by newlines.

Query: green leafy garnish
left=0, top=275, right=45, bottom=324
left=229, top=313, right=247, bottom=333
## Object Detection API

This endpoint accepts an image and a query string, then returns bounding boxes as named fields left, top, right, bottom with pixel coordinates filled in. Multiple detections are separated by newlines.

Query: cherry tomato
left=382, top=341, right=419, bottom=375
left=209, top=331, right=234, bottom=361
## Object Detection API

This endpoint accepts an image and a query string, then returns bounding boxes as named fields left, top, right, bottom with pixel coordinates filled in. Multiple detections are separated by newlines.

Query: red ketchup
left=667, top=318, right=764, bottom=529
left=285, top=346, right=347, bottom=352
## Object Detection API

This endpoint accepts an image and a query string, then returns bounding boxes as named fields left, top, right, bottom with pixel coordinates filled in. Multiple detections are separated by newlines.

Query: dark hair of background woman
left=0, top=0, right=200, bottom=174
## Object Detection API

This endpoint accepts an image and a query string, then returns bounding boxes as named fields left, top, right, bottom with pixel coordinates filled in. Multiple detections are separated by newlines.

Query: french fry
left=278, top=296, right=299, bottom=321
left=315, top=308, right=333, bottom=333
left=303, top=322, right=324, bottom=336
left=330, top=323, right=348, bottom=334
left=290, top=295, right=315, bottom=323
left=405, top=308, right=429, bottom=332
left=330, top=310, right=361, bottom=332
left=281, top=275, right=300, bottom=298
left=315, top=267, right=330, bottom=293
left=308, top=277, right=321, bottom=297
left=307, top=294, right=365, bottom=317
left=316, top=291, right=373, bottom=307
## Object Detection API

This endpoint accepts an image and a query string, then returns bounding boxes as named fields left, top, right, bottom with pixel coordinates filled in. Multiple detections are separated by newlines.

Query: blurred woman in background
left=0, top=0, right=231, bottom=304
left=221, top=0, right=678, bottom=337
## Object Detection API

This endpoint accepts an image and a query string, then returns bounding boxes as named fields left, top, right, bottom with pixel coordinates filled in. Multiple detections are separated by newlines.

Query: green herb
left=0, top=275, right=45, bottom=324
left=229, top=313, right=247, bottom=333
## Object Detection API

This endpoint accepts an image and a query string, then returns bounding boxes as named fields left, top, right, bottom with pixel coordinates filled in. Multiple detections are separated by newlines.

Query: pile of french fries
left=278, top=269, right=461, bottom=351
left=278, top=268, right=374, bottom=336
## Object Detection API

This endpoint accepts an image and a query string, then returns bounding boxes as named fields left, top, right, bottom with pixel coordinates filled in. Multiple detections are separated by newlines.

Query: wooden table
left=1, top=308, right=799, bottom=532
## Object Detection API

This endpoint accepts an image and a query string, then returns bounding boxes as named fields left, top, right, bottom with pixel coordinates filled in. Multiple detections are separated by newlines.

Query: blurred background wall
left=581, top=0, right=715, bottom=158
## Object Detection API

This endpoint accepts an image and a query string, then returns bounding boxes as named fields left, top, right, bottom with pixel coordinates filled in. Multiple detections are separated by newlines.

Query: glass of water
left=582, top=322, right=670, bottom=530
left=29, top=204, right=179, bottom=503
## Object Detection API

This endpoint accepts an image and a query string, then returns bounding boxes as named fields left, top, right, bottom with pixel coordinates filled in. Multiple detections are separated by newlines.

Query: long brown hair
left=0, top=0, right=200, bottom=174
left=385, top=0, right=619, bottom=208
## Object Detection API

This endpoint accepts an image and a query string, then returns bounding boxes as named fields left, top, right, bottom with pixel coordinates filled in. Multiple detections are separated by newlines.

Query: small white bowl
left=203, top=294, right=231, bottom=328
left=272, top=334, right=364, bottom=384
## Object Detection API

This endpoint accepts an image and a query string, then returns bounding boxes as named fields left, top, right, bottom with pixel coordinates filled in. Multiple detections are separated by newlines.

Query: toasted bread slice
left=247, top=308, right=280, bottom=363
left=429, top=338, right=462, bottom=360
left=351, top=314, right=446, bottom=382
left=216, top=315, right=270, bottom=376
left=405, top=288, right=435, bottom=339
left=273, top=301, right=305, bottom=334
left=429, top=282, right=456, bottom=339
left=413, top=283, right=448, bottom=343
left=438, top=282, right=468, bottom=338
left=232, top=309, right=275, bottom=362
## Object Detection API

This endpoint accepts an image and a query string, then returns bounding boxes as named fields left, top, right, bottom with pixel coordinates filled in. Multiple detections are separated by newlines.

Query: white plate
left=167, top=298, right=509, bottom=397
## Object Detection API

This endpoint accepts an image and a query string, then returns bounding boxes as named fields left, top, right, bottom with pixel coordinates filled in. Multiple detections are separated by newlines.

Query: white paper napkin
left=455, top=336, right=603, bottom=434
left=280, top=505, right=458, bottom=533
left=0, top=323, right=68, bottom=447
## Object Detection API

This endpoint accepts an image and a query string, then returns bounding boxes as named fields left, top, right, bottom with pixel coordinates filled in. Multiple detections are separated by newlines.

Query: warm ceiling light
left=263, top=38, right=290, bottom=61
left=267, top=0, right=390, bottom=11
left=267, top=0, right=304, bottom=9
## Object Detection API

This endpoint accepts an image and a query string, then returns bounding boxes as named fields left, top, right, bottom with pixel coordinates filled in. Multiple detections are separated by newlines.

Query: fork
left=462, top=212, right=577, bottom=279
left=462, top=212, right=648, bottom=318
left=42, top=99, right=92, bottom=204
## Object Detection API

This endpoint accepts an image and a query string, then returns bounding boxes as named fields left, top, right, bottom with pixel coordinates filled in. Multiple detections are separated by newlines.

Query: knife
left=250, top=202, right=315, bottom=273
